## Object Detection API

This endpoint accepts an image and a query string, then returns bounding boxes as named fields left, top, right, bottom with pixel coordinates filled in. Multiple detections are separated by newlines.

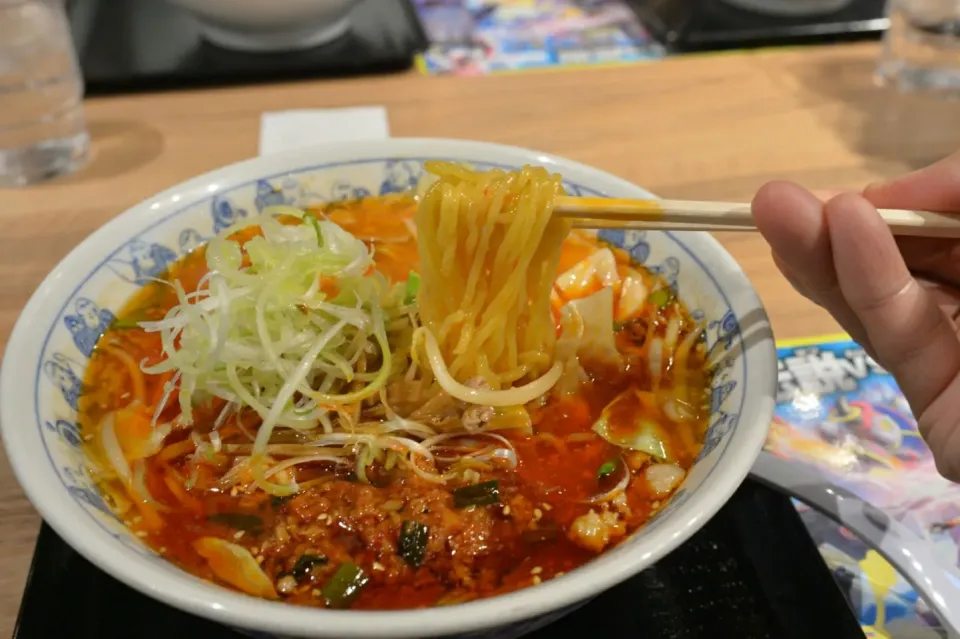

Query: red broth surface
left=79, top=195, right=710, bottom=609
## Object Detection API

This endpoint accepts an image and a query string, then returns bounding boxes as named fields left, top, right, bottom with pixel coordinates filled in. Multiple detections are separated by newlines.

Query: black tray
left=13, top=479, right=865, bottom=639
left=68, top=0, right=428, bottom=96
left=630, top=0, right=887, bottom=52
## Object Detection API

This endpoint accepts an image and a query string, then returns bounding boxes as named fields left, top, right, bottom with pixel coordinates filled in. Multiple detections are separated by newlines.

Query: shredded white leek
left=137, top=208, right=413, bottom=493
left=100, top=413, right=131, bottom=484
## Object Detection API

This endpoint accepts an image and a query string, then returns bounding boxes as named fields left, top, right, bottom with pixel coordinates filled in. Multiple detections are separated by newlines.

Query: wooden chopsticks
left=553, top=196, right=960, bottom=238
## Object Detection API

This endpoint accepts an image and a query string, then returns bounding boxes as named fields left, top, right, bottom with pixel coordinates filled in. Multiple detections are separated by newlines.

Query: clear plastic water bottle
left=0, top=0, right=89, bottom=187
left=877, top=0, right=960, bottom=95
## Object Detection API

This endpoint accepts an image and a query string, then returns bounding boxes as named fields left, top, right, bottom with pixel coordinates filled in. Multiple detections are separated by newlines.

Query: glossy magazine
left=759, top=335, right=960, bottom=638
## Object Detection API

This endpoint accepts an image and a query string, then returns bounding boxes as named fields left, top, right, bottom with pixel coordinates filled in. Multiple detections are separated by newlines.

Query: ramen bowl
left=165, top=0, right=356, bottom=52
left=1, top=138, right=776, bottom=638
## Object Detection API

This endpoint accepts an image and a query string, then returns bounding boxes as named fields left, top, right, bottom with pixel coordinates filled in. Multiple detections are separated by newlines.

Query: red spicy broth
left=78, top=194, right=711, bottom=610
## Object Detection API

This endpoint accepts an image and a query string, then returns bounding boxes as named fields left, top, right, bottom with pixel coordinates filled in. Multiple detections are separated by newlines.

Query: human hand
left=751, top=152, right=960, bottom=481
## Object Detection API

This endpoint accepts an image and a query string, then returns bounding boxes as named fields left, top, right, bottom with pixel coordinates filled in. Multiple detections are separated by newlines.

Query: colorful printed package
left=411, top=0, right=665, bottom=76
left=769, top=336, right=958, bottom=638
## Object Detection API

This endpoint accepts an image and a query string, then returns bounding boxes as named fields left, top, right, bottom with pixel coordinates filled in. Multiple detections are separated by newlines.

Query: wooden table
left=2, top=41, right=960, bottom=635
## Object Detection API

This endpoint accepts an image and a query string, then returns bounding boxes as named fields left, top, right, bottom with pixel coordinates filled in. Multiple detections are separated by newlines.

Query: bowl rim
left=1, top=138, right=777, bottom=638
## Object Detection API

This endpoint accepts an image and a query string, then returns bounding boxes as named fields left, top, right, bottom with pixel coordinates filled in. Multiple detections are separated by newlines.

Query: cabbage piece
left=554, top=248, right=620, bottom=300
left=616, top=267, right=649, bottom=322
left=194, top=537, right=278, bottom=599
left=485, top=405, right=532, bottom=435
left=560, top=286, right=621, bottom=365
left=113, top=405, right=169, bottom=461
left=592, top=388, right=674, bottom=462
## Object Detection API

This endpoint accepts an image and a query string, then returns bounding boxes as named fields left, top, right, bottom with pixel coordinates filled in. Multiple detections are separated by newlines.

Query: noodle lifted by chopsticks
left=415, top=162, right=572, bottom=391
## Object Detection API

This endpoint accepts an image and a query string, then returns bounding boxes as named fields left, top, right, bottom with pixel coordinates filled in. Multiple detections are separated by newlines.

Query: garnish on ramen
left=78, top=163, right=711, bottom=609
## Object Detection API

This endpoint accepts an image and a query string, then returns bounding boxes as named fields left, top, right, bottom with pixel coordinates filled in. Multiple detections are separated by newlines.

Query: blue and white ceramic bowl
left=0, top=139, right=777, bottom=638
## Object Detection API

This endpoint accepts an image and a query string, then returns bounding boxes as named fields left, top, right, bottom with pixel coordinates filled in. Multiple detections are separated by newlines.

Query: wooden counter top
left=3, top=41, right=960, bottom=634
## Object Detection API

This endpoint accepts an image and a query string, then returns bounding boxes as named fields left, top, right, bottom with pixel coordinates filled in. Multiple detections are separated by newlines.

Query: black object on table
left=67, top=0, right=428, bottom=97
left=630, top=0, right=887, bottom=52
left=14, top=479, right=866, bottom=639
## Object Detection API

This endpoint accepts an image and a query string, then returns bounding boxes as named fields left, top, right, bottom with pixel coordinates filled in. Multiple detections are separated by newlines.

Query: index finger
left=863, top=150, right=960, bottom=211
left=863, top=150, right=960, bottom=287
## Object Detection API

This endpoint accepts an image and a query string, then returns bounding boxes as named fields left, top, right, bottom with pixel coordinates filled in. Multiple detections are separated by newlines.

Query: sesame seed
left=312, top=589, right=322, bottom=598
left=652, top=500, right=661, bottom=509
left=132, top=515, right=143, bottom=524
left=530, top=566, right=542, bottom=575
left=556, top=572, right=565, bottom=578
left=532, top=576, right=542, bottom=585
left=159, top=547, right=167, bottom=554
left=230, top=486, right=239, bottom=497
left=233, top=530, right=245, bottom=540
left=541, top=503, right=552, bottom=511
left=372, top=562, right=385, bottom=572
left=502, top=505, right=511, bottom=516
left=255, top=555, right=264, bottom=564
left=135, top=531, right=147, bottom=538
left=277, top=575, right=297, bottom=595
left=533, top=508, right=543, bottom=520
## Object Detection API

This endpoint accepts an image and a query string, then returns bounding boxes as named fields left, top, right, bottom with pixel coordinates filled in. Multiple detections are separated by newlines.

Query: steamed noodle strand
left=418, top=327, right=562, bottom=407
left=415, top=162, right=572, bottom=392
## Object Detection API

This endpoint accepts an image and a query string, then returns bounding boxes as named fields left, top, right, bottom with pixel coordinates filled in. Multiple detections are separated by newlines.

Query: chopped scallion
left=648, top=288, right=673, bottom=309
left=404, top=271, right=421, bottom=305
left=292, top=553, right=328, bottom=581
left=453, top=480, right=500, bottom=508
left=305, top=214, right=323, bottom=246
left=109, top=319, right=142, bottom=330
left=321, top=563, right=369, bottom=609
left=596, top=460, right=617, bottom=479
left=398, top=520, right=429, bottom=568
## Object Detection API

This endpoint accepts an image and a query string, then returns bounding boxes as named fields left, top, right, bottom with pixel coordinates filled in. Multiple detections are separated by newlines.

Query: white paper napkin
left=258, top=107, right=390, bottom=156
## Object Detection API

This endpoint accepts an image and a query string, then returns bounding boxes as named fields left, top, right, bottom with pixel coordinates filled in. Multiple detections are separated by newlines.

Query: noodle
left=415, top=162, right=572, bottom=391
left=418, top=327, right=562, bottom=407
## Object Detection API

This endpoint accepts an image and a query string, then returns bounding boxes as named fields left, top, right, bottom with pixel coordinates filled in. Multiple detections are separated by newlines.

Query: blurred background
left=66, top=0, right=890, bottom=91
left=5, top=2, right=960, bottom=639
